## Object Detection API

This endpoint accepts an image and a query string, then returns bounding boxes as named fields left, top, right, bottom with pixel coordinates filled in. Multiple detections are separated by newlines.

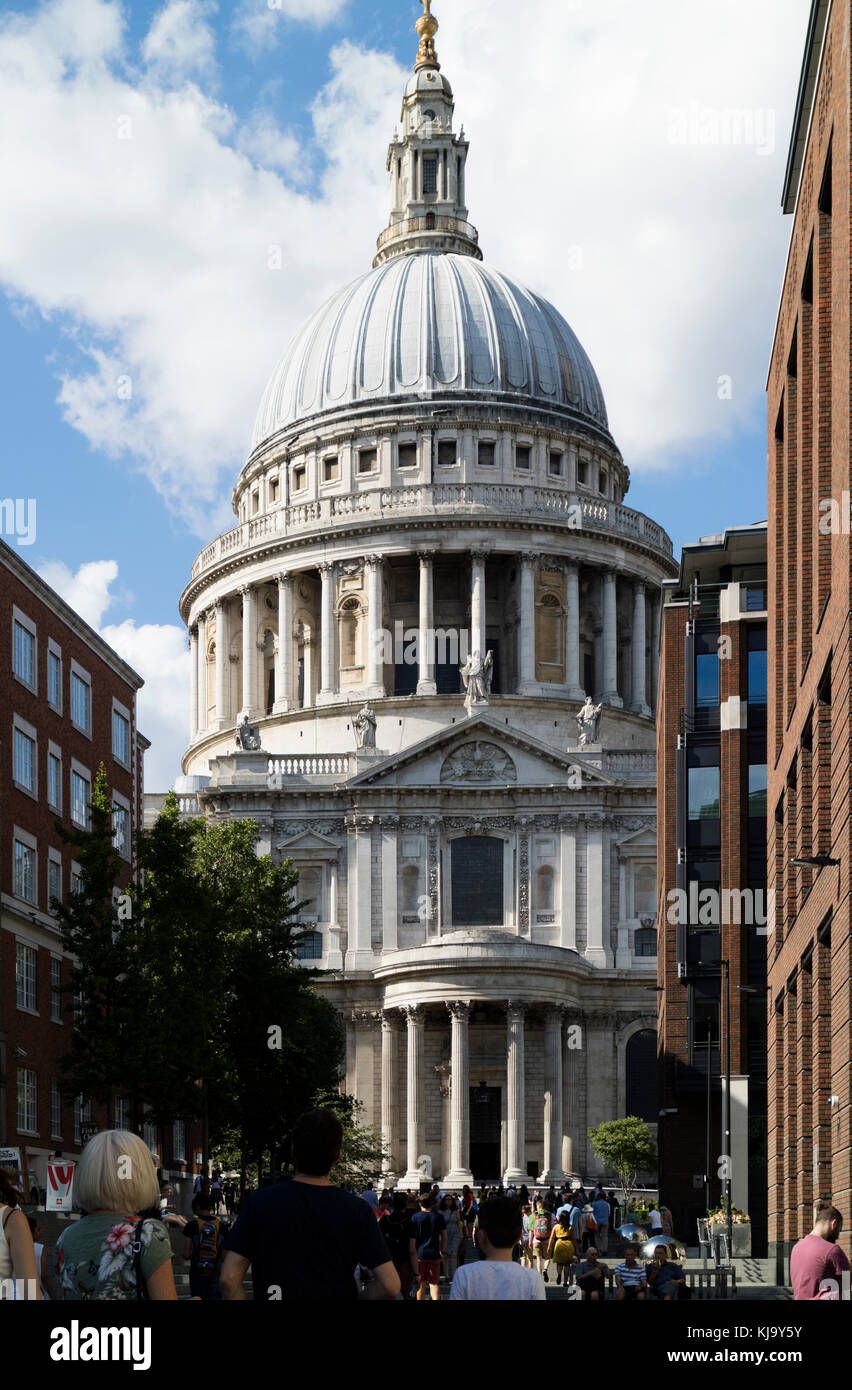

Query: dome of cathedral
left=250, top=252, right=609, bottom=454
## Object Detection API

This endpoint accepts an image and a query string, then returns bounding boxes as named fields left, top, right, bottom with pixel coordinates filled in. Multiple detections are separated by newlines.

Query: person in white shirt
left=450, top=1198, right=546, bottom=1301
left=648, top=1206, right=663, bottom=1233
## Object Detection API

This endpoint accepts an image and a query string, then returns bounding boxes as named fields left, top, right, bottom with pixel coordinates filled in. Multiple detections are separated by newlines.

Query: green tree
left=136, top=798, right=343, bottom=1173
left=312, top=1090, right=389, bottom=1189
left=53, top=765, right=156, bottom=1127
left=588, top=1116, right=658, bottom=1207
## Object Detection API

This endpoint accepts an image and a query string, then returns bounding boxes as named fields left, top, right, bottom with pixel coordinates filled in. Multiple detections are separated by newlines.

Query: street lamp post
left=721, top=958, right=732, bottom=1258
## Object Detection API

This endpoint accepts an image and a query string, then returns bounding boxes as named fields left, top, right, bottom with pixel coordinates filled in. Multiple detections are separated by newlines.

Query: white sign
left=46, top=1160, right=76, bottom=1211
left=0, top=1146, right=22, bottom=1175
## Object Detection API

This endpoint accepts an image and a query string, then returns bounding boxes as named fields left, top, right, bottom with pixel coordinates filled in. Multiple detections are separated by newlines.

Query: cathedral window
left=548, top=451, right=563, bottom=477
left=402, top=864, right=420, bottom=912
left=451, top=836, right=504, bottom=927
left=515, top=445, right=531, bottom=470
left=293, top=465, right=307, bottom=491
left=477, top=441, right=495, bottom=466
left=437, top=440, right=457, bottom=467
left=323, top=455, right=339, bottom=482
left=422, top=156, right=438, bottom=194
left=577, top=459, right=588, bottom=485
left=398, top=442, right=417, bottom=468
left=251, top=491, right=259, bottom=515
left=269, top=477, right=279, bottom=503
left=358, top=448, right=378, bottom=474
left=339, top=597, right=362, bottom=669
left=535, top=865, right=555, bottom=912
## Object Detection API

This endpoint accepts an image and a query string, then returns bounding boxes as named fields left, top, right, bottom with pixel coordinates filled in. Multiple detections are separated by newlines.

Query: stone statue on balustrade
left=353, top=702, right=377, bottom=750
left=576, top=694, right=602, bottom=746
left=235, top=713, right=262, bottom=751
left=460, top=649, right=493, bottom=715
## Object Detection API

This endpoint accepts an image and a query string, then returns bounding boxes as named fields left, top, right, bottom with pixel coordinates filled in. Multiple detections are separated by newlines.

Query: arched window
left=634, top=865, right=656, bottom=917
left=536, top=865, right=554, bottom=911
left=339, top=597, right=362, bottom=670
left=297, top=867, right=323, bottom=922
left=634, top=927, right=657, bottom=957
left=536, top=592, right=563, bottom=680
left=402, top=864, right=420, bottom=912
left=626, top=1029, right=657, bottom=1121
left=295, top=931, right=323, bottom=961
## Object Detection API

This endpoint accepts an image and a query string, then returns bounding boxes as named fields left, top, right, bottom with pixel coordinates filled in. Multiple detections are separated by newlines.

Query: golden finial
left=415, top=0, right=440, bottom=70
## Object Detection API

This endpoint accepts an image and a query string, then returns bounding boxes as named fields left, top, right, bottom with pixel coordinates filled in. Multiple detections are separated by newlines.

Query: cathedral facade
left=178, top=4, right=677, bottom=1186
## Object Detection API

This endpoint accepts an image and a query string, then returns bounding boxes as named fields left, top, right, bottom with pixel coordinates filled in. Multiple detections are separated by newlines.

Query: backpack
left=195, top=1218, right=221, bottom=1273
left=533, top=1213, right=550, bottom=1241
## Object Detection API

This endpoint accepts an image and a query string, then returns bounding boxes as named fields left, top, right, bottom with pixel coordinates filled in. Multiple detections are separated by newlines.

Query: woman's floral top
left=54, top=1215, right=172, bottom=1300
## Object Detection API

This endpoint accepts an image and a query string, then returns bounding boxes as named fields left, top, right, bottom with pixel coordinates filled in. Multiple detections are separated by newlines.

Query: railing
left=375, top=214, right=479, bottom=251
left=190, top=485, right=674, bottom=578
left=268, top=755, right=351, bottom=778
left=603, top=751, right=656, bottom=776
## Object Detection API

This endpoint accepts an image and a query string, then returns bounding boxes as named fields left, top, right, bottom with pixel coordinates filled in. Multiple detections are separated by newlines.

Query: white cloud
left=232, top=0, right=347, bottom=54
left=141, top=0, right=218, bottom=84
left=236, top=111, right=304, bottom=179
left=37, top=557, right=189, bottom=790
left=0, top=0, right=812, bottom=546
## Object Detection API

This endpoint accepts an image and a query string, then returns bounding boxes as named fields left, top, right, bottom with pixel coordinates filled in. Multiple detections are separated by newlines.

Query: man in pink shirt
left=790, top=1204, right=850, bottom=1300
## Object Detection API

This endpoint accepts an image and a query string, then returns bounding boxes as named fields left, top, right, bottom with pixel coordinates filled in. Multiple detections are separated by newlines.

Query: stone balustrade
left=190, top=485, right=673, bottom=580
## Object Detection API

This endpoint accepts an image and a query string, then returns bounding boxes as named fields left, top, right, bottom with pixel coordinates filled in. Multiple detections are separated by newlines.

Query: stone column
left=562, top=1015, right=585, bottom=1177
left=416, top=551, right=437, bottom=695
left=504, top=1001, right=527, bottom=1184
left=631, top=578, right=650, bottom=716
left=318, top=562, right=336, bottom=701
left=564, top=559, right=584, bottom=699
left=346, top=814, right=374, bottom=971
left=445, top=1001, right=474, bottom=1185
left=326, top=856, right=343, bottom=970
left=540, top=1007, right=565, bottom=1183
left=302, top=632, right=314, bottom=708
left=381, top=817, right=398, bottom=953
left=366, top=554, right=385, bottom=697
left=518, top=552, right=536, bottom=693
left=470, top=550, right=487, bottom=662
left=240, top=586, right=257, bottom=717
left=558, top=815, right=577, bottom=951
left=214, top=600, right=229, bottom=729
left=196, top=612, right=208, bottom=732
left=273, top=573, right=292, bottom=713
left=380, top=1011, right=401, bottom=1182
left=401, top=1005, right=427, bottom=1188
left=189, top=625, right=199, bottom=741
left=601, top=567, right=621, bottom=706
left=585, top=813, right=609, bottom=968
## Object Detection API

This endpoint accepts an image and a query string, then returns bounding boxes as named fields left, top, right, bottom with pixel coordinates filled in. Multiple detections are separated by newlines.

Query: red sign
left=46, top=1160, right=76, bottom=1211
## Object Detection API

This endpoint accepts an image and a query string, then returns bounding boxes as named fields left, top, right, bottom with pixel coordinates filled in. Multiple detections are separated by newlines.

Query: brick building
left=0, top=539, right=198, bottom=1196
left=766, top=0, right=852, bottom=1279
left=656, top=525, right=768, bottom=1253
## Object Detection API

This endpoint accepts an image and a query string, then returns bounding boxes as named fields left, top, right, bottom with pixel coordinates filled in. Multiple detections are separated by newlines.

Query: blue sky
left=0, top=0, right=809, bottom=783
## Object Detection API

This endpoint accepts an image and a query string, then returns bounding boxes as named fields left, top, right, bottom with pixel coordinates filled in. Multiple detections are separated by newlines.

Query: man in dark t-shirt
left=380, top=1192, right=418, bottom=1299
left=221, top=1109, right=399, bottom=1301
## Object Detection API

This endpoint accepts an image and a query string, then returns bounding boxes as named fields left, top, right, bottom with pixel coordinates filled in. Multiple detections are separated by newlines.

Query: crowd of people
left=0, top=1108, right=848, bottom=1302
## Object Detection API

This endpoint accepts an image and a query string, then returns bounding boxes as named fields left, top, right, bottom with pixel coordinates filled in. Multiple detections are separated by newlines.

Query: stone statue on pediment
left=235, top=714, right=262, bottom=751
left=576, top=694, right=602, bottom=745
left=354, top=702, right=377, bottom=750
left=460, top=649, right=493, bottom=714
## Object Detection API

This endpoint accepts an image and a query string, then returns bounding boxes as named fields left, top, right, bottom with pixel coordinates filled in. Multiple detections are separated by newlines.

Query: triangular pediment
left=277, top=829, right=340, bottom=854
left=614, top=825, right=657, bottom=851
left=344, top=712, right=616, bottom=789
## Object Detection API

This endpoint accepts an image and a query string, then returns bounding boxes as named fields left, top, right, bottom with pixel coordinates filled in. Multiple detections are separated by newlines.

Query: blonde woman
left=54, top=1130, right=177, bottom=1300
left=0, top=1167, right=41, bottom=1299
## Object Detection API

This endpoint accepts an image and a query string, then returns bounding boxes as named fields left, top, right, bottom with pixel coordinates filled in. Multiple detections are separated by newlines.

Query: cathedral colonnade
left=187, top=549, right=664, bottom=741
left=360, top=998, right=594, bottom=1188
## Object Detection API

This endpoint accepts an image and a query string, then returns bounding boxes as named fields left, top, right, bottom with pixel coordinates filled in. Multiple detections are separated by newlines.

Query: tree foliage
left=312, top=1090, right=389, bottom=1190
left=588, top=1116, right=658, bottom=1205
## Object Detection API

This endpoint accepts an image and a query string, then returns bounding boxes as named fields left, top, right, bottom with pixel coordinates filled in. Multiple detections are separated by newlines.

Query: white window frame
left=47, top=637, right=63, bottom=713
left=12, top=713, right=38, bottom=798
left=112, top=699, right=131, bottom=768
left=112, top=789, right=131, bottom=860
left=16, top=939, right=37, bottom=1012
left=70, top=659, right=92, bottom=738
left=17, top=1068, right=38, bottom=1136
left=173, top=1119, right=186, bottom=1163
left=47, top=850, right=62, bottom=920
left=51, top=1078, right=63, bottom=1139
left=12, top=606, right=37, bottom=692
left=13, top=826, right=37, bottom=906
left=114, top=1096, right=130, bottom=1130
left=47, top=741, right=62, bottom=812
left=70, top=859, right=83, bottom=896
left=70, top=759, right=91, bottom=828
left=50, top=953, right=63, bottom=1021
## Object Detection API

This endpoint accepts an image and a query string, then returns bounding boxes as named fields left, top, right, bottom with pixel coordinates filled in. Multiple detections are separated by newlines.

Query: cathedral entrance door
left=469, top=1085, right=501, bottom=1183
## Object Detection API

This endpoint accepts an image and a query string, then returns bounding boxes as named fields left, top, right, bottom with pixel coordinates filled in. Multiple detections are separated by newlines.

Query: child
left=450, top=1199, right=546, bottom=1300
left=182, top=1193, right=228, bottom=1300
